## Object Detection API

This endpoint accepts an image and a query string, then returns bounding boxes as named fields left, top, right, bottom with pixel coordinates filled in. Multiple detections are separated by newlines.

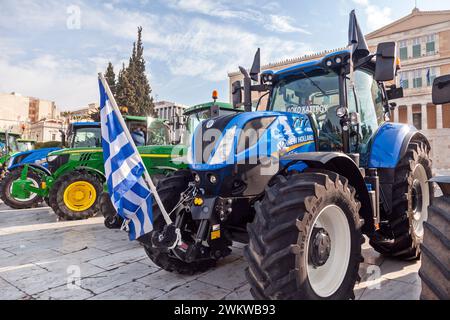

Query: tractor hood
left=189, top=111, right=316, bottom=170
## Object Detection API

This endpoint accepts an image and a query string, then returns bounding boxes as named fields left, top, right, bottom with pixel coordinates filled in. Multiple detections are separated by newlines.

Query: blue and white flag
left=98, top=77, right=153, bottom=241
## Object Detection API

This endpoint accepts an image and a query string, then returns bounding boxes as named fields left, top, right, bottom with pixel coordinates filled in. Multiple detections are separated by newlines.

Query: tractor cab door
left=347, top=69, right=385, bottom=157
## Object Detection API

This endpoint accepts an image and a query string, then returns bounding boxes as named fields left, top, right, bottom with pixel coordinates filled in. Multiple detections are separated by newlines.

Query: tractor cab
left=17, top=139, right=36, bottom=152
left=0, top=131, right=20, bottom=155
left=124, top=115, right=170, bottom=147
left=184, top=102, right=241, bottom=135
left=63, top=122, right=102, bottom=148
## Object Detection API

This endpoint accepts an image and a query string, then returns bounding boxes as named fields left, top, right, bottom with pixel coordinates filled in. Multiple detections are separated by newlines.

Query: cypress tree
left=105, top=62, right=116, bottom=96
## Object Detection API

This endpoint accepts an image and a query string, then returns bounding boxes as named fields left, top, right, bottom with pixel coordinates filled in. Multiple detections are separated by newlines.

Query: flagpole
left=98, top=73, right=173, bottom=226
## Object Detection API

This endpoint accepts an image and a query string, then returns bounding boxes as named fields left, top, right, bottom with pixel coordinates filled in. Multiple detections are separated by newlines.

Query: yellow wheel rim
left=63, top=181, right=97, bottom=212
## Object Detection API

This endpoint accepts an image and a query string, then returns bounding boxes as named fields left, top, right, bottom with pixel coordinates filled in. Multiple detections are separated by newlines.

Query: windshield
left=71, top=127, right=102, bottom=148
left=18, top=141, right=34, bottom=152
left=270, top=70, right=340, bottom=118
left=147, top=120, right=170, bottom=145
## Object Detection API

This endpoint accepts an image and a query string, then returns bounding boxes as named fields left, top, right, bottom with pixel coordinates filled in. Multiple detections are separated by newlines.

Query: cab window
left=73, top=127, right=101, bottom=148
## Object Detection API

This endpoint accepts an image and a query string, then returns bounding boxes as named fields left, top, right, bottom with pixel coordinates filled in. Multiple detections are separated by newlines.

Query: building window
left=413, top=113, right=422, bottom=130
left=399, top=71, right=409, bottom=89
left=399, top=40, right=408, bottom=60
left=412, top=38, right=421, bottom=58
left=413, top=69, right=422, bottom=88
left=52, top=134, right=56, bottom=141
left=426, top=34, right=436, bottom=55
left=426, top=67, right=437, bottom=86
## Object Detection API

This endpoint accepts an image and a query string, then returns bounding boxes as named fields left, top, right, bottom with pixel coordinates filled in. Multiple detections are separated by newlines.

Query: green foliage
left=112, top=26, right=155, bottom=117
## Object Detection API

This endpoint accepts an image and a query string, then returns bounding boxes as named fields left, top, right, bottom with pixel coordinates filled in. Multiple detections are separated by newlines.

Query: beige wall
left=0, top=93, right=30, bottom=133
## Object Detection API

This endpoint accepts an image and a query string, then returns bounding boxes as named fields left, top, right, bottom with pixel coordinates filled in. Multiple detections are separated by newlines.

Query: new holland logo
left=206, top=120, right=215, bottom=128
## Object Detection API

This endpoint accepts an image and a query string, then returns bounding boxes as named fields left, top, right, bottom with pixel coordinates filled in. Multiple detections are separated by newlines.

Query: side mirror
left=386, top=85, right=404, bottom=100
left=232, top=80, right=242, bottom=108
left=432, top=75, right=450, bottom=105
left=375, top=42, right=396, bottom=82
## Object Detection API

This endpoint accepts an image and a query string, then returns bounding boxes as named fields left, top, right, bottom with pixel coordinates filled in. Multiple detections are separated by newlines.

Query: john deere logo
left=206, top=120, right=215, bottom=129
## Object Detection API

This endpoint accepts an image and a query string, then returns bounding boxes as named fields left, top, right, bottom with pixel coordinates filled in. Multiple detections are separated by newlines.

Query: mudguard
left=368, top=123, right=429, bottom=168
left=281, top=152, right=374, bottom=234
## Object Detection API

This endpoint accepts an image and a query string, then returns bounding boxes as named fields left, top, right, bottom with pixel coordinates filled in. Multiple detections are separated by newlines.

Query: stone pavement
left=0, top=202, right=421, bottom=300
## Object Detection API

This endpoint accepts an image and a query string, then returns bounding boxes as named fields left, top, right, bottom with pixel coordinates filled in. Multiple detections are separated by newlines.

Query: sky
left=0, top=0, right=449, bottom=111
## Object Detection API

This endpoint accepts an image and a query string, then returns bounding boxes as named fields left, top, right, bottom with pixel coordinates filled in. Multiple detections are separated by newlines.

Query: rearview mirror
left=432, top=75, right=450, bottom=105
left=386, top=85, right=404, bottom=100
left=375, top=42, right=396, bottom=82
left=232, top=80, right=242, bottom=108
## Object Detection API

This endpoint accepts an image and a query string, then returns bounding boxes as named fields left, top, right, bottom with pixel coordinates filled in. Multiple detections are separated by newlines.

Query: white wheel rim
left=411, top=164, right=429, bottom=237
left=306, top=205, right=351, bottom=298
left=9, top=178, right=39, bottom=202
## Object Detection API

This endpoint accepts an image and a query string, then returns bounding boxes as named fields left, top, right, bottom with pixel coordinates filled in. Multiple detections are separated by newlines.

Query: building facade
left=154, top=101, right=188, bottom=120
left=0, top=92, right=62, bottom=140
left=27, top=119, right=64, bottom=142
left=228, top=8, right=450, bottom=169
left=366, top=8, right=450, bottom=169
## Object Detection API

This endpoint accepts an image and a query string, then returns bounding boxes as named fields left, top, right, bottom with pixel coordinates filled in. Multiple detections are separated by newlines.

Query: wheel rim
left=63, top=181, right=97, bottom=212
left=306, top=205, right=351, bottom=298
left=9, top=178, right=39, bottom=202
left=410, top=164, right=429, bottom=238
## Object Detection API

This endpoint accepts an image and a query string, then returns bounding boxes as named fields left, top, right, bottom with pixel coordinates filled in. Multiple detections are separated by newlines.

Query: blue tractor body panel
left=368, top=122, right=417, bottom=169
left=189, top=111, right=316, bottom=172
left=8, top=147, right=60, bottom=170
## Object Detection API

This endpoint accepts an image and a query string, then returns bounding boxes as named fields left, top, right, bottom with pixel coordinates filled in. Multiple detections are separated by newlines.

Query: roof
left=72, top=122, right=100, bottom=127
left=228, top=47, right=347, bottom=77
left=366, top=8, right=450, bottom=39
left=124, top=115, right=147, bottom=121
left=273, top=50, right=350, bottom=77
left=184, top=102, right=234, bottom=115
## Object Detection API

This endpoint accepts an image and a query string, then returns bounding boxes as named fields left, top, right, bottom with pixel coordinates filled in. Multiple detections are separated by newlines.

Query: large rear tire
left=142, top=170, right=219, bottom=275
left=244, top=171, right=363, bottom=300
left=49, top=171, right=103, bottom=220
left=0, top=168, right=43, bottom=209
left=418, top=195, right=450, bottom=300
left=370, top=140, right=432, bottom=260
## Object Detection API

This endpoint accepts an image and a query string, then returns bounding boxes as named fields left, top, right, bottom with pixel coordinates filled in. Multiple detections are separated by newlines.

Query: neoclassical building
left=228, top=8, right=450, bottom=169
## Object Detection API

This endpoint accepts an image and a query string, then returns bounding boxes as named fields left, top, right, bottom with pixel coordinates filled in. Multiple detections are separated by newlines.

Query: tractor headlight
left=34, top=158, right=46, bottom=165
left=209, top=126, right=237, bottom=165
left=47, top=155, right=59, bottom=162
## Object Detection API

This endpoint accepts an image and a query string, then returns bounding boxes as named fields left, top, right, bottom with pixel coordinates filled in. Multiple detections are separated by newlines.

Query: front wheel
left=244, top=171, right=363, bottom=300
left=49, top=171, right=103, bottom=220
left=370, top=140, right=432, bottom=260
left=0, top=168, right=43, bottom=209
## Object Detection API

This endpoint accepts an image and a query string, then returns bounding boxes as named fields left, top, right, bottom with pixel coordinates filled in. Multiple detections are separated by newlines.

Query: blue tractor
left=141, top=12, right=432, bottom=299
left=0, top=122, right=100, bottom=209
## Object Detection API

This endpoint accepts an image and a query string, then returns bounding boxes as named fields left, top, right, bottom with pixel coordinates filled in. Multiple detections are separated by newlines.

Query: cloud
left=0, top=0, right=313, bottom=108
left=266, top=15, right=311, bottom=34
left=351, top=0, right=393, bottom=31
left=166, top=0, right=307, bottom=34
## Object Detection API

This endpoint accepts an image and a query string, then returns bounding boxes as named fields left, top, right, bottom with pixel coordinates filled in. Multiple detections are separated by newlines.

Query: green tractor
left=10, top=115, right=179, bottom=220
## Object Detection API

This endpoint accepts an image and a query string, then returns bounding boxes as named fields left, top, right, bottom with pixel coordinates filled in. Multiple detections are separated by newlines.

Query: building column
left=436, top=104, right=443, bottom=129
left=407, top=105, right=413, bottom=125
left=394, top=105, right=399, bottom=122
left=421, top=104, right=427, bottom=130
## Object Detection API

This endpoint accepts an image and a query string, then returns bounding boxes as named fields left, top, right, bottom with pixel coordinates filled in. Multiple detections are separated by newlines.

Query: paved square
left=0, top=202, right=421, bottom=300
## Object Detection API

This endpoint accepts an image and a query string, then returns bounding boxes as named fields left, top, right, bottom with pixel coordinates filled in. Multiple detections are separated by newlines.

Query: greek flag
left=98, top=77, right=153, bottom=241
